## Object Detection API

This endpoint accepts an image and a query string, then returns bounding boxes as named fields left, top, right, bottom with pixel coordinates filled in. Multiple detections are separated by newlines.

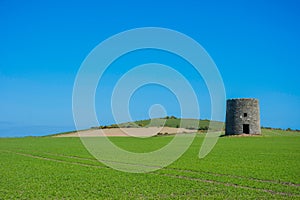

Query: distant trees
left=198, top=126, right=209, bottom=131
left=261, top=126, right=300, bottom=132
left=163, top=116, right=177, bottom=119
left=138, top=123, right=144, bottom=127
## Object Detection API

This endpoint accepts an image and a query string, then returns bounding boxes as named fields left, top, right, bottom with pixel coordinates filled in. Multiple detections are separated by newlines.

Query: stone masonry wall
left=225, top=98, right=261, bottom=135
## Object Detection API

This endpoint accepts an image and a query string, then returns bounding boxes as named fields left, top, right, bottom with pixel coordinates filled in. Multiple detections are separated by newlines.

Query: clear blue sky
left=0, top=0, right=299, bottom=136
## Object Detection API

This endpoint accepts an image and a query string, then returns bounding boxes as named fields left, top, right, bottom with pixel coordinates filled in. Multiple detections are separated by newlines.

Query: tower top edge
left=227, top=98, right=258, bottom=101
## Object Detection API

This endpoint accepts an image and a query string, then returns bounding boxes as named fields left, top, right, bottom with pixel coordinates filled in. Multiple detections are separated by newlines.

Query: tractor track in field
left=1, top=150, right=108, bottom=170
left=1, top=149, right=299, bottom=197
left=151, top=173, right=299, bottom=197
left=16, top=149, right=300, bottom=188
left=166, top=167, right=300, bottom=187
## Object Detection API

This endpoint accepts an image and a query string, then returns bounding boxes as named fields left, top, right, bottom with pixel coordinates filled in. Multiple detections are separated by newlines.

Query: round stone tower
left=225, top=98, right=261, bottom=135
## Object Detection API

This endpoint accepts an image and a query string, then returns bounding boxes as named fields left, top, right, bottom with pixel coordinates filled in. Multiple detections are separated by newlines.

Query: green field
left=0, top=129, right=299, bottom=199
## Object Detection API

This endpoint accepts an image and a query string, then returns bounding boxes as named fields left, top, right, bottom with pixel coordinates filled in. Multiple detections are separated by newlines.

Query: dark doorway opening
left=243, top=124, right=250, bottom=134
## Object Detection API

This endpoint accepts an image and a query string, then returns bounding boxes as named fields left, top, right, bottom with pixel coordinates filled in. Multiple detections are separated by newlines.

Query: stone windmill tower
left=225, top=98, right=261, bottom=135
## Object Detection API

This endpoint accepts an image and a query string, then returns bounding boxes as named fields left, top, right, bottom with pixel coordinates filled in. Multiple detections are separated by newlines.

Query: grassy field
left=0, top=129, right=299, bottom=199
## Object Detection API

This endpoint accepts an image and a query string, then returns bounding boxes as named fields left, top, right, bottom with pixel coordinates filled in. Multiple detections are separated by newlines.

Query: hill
left=98, top=117, right=224, bottom=131
left=48, top=117, right=224, bottom=137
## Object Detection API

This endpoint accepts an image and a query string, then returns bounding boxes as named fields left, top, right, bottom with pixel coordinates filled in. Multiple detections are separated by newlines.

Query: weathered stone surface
left=225, top=98, right=261, bottom=135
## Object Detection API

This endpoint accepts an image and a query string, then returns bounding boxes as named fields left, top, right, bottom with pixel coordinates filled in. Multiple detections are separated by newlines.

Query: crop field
left=0, top=129, right=299, bottom=199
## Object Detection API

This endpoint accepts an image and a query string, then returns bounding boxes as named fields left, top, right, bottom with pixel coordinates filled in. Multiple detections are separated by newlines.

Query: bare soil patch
left=54, top=127, right=196, bottom=137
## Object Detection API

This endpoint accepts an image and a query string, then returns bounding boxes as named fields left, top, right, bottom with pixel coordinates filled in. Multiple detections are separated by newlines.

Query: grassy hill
left=99, top=117, right=224, bottom=131
left=48, top=117, right=224, bottom=137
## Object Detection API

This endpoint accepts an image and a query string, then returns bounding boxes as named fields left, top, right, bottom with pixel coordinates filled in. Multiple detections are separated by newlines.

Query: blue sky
left=0, top=0, right=299, bottom=136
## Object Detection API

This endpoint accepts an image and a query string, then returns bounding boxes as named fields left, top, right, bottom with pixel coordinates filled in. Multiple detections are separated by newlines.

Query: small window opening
left=244, top=113, right=247, bottom=117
